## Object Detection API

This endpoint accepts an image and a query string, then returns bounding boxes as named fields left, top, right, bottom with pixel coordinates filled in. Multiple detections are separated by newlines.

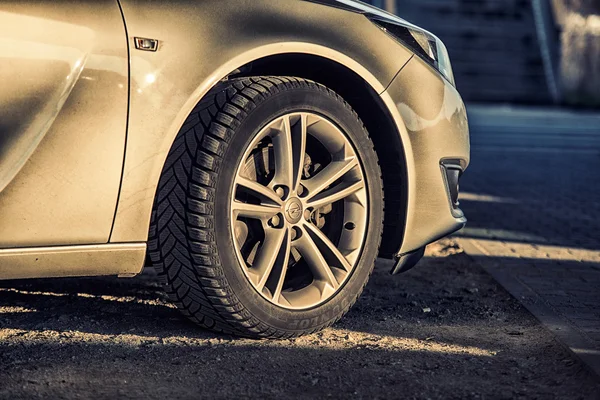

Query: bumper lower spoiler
left=390, top=246, right=426, bottom=275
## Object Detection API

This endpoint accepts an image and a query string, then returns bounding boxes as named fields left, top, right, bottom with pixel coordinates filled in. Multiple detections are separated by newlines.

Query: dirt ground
left=0, top=239, right=598, bottom=399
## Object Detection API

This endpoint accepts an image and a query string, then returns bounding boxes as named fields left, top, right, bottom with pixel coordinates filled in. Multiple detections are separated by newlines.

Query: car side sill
left=0, top=243, right=146, bottom=280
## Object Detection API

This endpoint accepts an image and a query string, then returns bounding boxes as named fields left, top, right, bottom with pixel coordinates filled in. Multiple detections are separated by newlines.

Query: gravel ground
left=0, top=239, right=598, bottom=399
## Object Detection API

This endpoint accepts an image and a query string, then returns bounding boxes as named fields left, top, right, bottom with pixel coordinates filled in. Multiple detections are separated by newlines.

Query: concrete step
left=467, top=105, right=600, bottom=151
left=380, top=0, right=554, bottom=103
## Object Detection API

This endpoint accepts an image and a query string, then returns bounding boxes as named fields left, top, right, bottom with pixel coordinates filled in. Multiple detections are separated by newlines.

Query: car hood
left=309, top=0, right=424, bottom=30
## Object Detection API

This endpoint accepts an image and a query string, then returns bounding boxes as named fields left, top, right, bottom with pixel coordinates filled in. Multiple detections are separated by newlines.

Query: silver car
left=0, top=0, right=470, bottom=337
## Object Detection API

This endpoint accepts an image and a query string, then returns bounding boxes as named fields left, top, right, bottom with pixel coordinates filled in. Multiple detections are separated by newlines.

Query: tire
left=148, top=76, right=384, bottom=338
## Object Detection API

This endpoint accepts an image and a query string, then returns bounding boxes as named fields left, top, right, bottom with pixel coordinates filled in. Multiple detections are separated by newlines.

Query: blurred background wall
left=365, top=0, right=600, bottom=107
left=555, top=0, right=600, bottom=106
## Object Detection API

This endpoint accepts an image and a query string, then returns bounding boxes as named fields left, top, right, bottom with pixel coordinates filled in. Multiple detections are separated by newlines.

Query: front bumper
left=383, top=55, right=470, bottom=265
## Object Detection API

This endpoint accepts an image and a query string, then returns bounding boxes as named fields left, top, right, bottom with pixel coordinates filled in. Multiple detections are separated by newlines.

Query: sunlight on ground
left=292, top=328, right=497, bottom=356
left=457, top=227, right=548, bottom=242
left=0, top=306, right=36, bottom=314
left=460, top=192, right=519, bottom=204
left=0, top=287, right=175, bottom=308
left=465, top=238, right=600, bottom=263
left=0, top=326, right=497, bottom=357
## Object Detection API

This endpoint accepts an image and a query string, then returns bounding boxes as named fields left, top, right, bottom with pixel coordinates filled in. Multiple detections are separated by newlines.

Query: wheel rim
left=230, top=112, right=368, bottom=310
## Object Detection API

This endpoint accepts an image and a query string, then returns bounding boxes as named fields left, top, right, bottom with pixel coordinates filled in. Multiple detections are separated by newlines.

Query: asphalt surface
left=1, top=239, right=599, bottom=399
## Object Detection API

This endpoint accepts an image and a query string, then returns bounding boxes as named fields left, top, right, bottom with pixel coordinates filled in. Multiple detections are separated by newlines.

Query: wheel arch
left=235, top=53, right=410, bottom=258
left=111, top=44, right=414, bottom=259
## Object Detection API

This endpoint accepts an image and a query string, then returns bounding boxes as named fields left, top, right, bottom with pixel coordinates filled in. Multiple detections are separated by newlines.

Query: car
left=0, top=0, right=470, bottom=338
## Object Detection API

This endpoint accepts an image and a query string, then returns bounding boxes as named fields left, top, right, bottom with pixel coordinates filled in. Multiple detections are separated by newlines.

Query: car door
left=0, top=1, right=128, bottom=247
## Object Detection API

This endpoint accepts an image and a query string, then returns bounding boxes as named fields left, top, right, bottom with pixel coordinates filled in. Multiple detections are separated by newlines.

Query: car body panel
left=384, top=55, right=470, bottom=255
left=0, top=0, right=469, bottom=280
left=0, top=1, right=129, bottom=247
left=110, top=0, right=413, bottom=242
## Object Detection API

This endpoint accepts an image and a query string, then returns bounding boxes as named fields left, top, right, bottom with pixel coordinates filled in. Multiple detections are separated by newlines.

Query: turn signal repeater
left=134, top=37, right=159, bottom=52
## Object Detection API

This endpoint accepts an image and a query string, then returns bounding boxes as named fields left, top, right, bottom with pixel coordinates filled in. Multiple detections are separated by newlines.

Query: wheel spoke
left=303, top=223, right=352, bottom=272
left=271, top=114, right=308, bottom=193
left=270, top=229, right=291, bottom=303
left=236, top=176, right=283, bottom=206
left=249, top=228, right=287, bottom=292
left=295, top=226, right=339, bottom=291
left=232, top=201, right=280, bottom=220
left=291, top=114, right=307, bottom=192
left=303, top=157, right=358, bottom=200
left=306, top=179, right=365, bottom=209
left=271, top=116, right=294, bottom=189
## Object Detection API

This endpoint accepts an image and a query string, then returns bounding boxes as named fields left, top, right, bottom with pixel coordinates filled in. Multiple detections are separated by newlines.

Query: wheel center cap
left=284, top=198, right=303, bottom=224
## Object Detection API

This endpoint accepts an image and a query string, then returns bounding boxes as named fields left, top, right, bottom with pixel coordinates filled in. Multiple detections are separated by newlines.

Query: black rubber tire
left=148, top=76, right=384, bottom=338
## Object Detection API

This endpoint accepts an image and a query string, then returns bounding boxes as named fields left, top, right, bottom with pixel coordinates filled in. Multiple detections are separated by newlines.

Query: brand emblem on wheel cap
left=285, top=198, right=303, bottom=224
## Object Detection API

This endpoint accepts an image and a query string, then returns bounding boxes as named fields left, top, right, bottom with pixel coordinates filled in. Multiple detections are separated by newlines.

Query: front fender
left=110, top=0, right=413, bottom=242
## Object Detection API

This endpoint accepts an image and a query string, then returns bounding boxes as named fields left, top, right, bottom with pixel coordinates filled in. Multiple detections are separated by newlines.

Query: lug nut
left=291, top=226, right=302, bottom=240
left=304, top=209, right=312, bottom=220
left=275, top=187, right=285, bottom=199
left=269, top=214, right=281, bottom=228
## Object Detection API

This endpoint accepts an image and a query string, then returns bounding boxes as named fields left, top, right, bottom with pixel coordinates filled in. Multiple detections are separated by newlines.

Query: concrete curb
left=458, top=238, right=600, bottom=379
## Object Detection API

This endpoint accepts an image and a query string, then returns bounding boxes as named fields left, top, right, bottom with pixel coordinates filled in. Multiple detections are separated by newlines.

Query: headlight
left=370, top=17, right=455, bottom=86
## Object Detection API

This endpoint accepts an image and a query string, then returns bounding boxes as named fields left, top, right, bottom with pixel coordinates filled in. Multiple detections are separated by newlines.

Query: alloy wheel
left=231, top=112, right=369, bottom=310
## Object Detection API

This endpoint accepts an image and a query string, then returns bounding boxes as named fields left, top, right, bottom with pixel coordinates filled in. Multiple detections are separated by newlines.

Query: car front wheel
left=149, top=76, right=384, bottom=338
